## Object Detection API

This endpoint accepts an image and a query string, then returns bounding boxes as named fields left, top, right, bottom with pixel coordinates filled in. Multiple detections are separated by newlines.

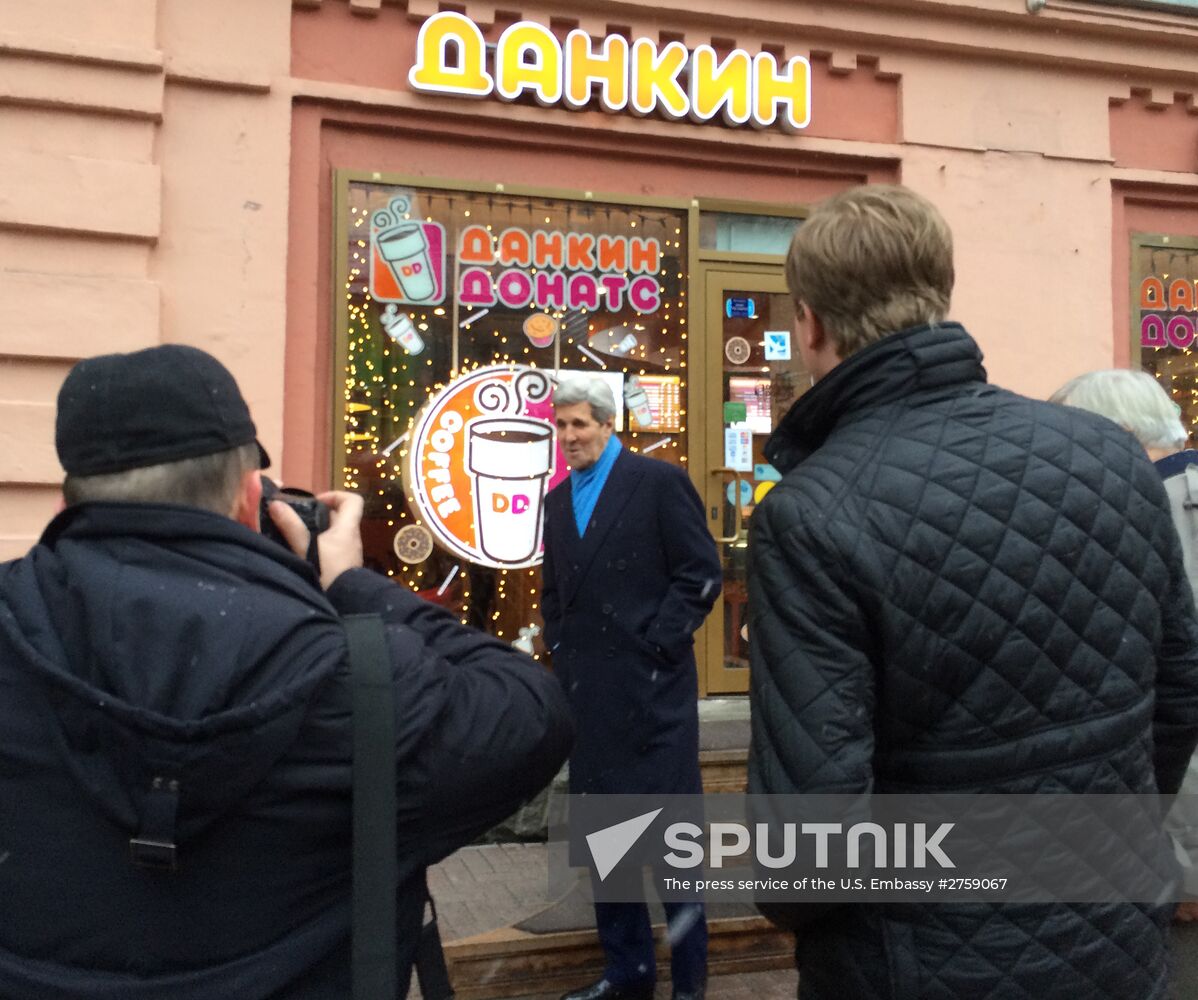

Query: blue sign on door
left=726, top=297, right=757, bottom=319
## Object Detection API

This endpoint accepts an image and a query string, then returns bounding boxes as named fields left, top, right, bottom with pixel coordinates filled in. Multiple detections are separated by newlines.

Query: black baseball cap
left=56, top=344, right=270, bottom=477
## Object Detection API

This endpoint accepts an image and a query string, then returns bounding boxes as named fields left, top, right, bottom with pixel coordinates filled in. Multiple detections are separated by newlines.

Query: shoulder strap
left=345, top=614, right=456, bottom=1000
left=345, top=614, right=399, bottom=1000
left=414, top=875, right=455, bottom=1000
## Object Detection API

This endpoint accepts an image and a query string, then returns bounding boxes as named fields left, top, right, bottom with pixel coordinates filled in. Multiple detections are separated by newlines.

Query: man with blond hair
left=748, top=185, right=1198, bottom=997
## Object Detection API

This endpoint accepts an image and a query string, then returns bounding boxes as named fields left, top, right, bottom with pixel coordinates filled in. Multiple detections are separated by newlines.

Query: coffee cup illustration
left=467, top=417, right=554, bottom=565
left=371, top=196, right=443, bottom=304
left=378, top=224, right=436, bottom=301
left=381, top=304, right=426, bottom=355
left=624, top=375, right=654, bottom=429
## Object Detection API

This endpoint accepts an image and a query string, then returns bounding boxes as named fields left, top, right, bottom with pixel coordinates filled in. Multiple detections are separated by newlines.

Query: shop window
left=1134, top=234, right=1198, bottom=441
left=337, top=180, right=689, bottom=654
left=698, top=212, right=799, bottom=255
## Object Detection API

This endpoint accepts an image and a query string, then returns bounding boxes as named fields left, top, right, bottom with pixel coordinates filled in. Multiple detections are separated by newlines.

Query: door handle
left=710, top=466, right=745, bottom=544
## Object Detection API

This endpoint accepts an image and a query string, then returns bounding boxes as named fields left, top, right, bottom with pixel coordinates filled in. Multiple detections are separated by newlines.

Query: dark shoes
left=558, top=980, right=704, bottom=1000
left=559, top=980, right=654, bottom=1000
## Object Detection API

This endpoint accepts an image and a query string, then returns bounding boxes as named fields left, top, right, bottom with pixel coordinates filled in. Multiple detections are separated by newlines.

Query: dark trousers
left=592, top=894, right=707, bottom=991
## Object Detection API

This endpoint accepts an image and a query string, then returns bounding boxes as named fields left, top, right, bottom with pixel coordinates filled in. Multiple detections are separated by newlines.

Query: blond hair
left=785, top=185, right=954, bottom=358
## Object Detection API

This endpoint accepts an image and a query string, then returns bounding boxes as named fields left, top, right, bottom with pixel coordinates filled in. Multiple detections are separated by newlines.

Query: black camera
left=259, top=476, right=330, bottom=566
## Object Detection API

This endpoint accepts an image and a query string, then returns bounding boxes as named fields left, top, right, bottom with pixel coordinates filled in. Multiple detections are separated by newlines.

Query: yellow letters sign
left=409, top=12, right=811, bottom=130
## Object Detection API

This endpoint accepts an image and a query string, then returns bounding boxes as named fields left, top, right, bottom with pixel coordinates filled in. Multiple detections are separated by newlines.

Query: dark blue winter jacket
left=0, top=502, right=573, bottom=999
left=748, top=323, right=1198, bottom=998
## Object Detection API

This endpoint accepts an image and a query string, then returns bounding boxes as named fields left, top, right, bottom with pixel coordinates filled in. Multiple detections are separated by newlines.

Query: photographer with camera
left=0, top=344, right=574, bottom=999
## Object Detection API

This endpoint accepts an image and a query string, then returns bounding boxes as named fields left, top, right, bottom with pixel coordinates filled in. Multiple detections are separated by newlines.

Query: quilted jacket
left=747, top=322, right=1198, bottom=999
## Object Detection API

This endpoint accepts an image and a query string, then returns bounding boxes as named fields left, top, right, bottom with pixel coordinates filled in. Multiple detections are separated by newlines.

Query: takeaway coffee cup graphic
left=381, top=304, right=426, bottom=355
left=468, top=417, right=554, bottom=565
left=377, top=224, right=436, bottom=302
left=372, top=196, right=441, bottom=303
left=624, top=375, right=654, bottom=429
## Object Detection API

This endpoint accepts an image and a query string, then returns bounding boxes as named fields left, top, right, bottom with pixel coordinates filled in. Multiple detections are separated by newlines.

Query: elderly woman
left=1051, top=369, right=1198, bottom=921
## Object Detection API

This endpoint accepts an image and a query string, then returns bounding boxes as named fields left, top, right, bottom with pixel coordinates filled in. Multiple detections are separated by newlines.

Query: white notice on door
left=724, top=427, right=753, bottom=472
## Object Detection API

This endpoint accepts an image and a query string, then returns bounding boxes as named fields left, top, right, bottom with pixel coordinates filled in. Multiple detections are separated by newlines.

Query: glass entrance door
left=701, top=270, right=809, bottom=694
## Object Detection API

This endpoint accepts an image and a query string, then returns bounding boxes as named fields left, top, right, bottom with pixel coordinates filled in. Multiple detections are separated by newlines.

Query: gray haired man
left=542, top=376, right=721, bottom=1000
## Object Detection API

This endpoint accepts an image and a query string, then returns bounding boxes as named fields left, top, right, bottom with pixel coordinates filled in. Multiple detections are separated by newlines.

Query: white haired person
left=1051, top=368, right=1198, bottom=921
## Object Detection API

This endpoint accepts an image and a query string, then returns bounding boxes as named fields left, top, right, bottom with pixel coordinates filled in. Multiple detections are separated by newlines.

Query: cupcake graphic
left=523, top=313, right=560, bottom=348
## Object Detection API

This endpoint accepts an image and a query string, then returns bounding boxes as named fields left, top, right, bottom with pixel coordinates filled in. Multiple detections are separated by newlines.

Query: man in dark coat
left=748, top=184, right=1198, bottom=998
left=0, top=344, right=574, bottom=1000
left=542, top=377, right=721, bottom=1000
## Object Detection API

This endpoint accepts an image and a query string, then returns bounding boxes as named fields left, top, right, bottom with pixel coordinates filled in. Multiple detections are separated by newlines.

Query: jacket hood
left=765, top=322, right=987, bottom=474
left=0, top=502, right=346, bottom=844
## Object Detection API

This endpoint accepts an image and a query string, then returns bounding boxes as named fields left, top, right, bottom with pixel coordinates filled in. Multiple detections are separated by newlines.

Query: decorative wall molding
left=0, top=52, right=164, bottom=120
left=163, top=59, right=272, bottom=93
left=0, top=30, right=161, bottom=72
left=0, top=272, right=160, bottom=360
left=0, top=401, right=59, bottom=485
left=0, top=150, right=160, bottom=242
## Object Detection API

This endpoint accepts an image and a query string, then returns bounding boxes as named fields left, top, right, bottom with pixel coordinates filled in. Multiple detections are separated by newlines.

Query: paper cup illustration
left=610, top=332, right=637, bottom=356
left=590, top=323, right=639, bottom=359
left=512, top=623, right=541, bottom=655
left=624, top=375, right=654, bottom=429
left=468, top=417, right=554, bottom=564
left=377, top=223, right=437, bottom=302
left=381, top=304, right=426, bottom=355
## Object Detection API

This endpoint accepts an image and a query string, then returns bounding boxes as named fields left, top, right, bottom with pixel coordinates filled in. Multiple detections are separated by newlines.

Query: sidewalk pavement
left=426, top=842, right=797, bottom=999
left=427, top=843, right=1198, bottom=1000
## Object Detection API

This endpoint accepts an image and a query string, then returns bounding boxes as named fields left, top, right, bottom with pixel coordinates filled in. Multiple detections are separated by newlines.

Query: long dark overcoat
left=542, top=448, right=721, bottom=795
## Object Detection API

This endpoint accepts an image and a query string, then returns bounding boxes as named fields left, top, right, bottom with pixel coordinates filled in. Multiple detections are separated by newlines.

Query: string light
left=342, top=186, right=693, bottom=652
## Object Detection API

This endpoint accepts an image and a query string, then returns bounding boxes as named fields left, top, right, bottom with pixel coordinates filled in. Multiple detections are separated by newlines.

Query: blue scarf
left=571, top=436, right=622, bottom=536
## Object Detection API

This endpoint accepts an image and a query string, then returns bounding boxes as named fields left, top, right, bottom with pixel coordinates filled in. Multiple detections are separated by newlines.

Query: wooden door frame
left=695, top=264, right=788, bottom=696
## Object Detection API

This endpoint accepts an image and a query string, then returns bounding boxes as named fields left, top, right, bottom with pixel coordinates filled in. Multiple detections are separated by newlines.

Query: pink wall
left=7, top=0, right=1198, bottom=554
left=285, top=2, right=904, bottom=489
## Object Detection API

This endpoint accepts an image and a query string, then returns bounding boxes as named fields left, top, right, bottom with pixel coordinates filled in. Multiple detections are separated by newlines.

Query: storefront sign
left=1141, top=276, right=1198, bottom=348
left=409, top=12, right=811, bottom=131
left=457, top=224, right=662, bottom=314
left=404, top=365, right=568, bottom=569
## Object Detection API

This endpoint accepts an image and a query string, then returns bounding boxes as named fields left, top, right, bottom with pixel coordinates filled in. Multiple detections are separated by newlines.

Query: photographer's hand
left=268, top=490, right=364, bottom=590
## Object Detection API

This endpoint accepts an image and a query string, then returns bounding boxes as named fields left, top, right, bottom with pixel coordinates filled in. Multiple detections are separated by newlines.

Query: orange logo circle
left=404, top=365, right=565, bottom=568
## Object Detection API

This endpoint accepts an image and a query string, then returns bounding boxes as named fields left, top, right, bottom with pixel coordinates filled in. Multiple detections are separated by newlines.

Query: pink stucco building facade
left=4, top=1, right=1198, bottom=683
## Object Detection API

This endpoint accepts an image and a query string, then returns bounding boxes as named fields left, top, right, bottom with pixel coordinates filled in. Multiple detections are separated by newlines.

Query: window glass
left=1134, top=235, right=1198, bottom=442
left=339, top=182, right=689, bottom=653
left=698, top=212, right=799, bottom=255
